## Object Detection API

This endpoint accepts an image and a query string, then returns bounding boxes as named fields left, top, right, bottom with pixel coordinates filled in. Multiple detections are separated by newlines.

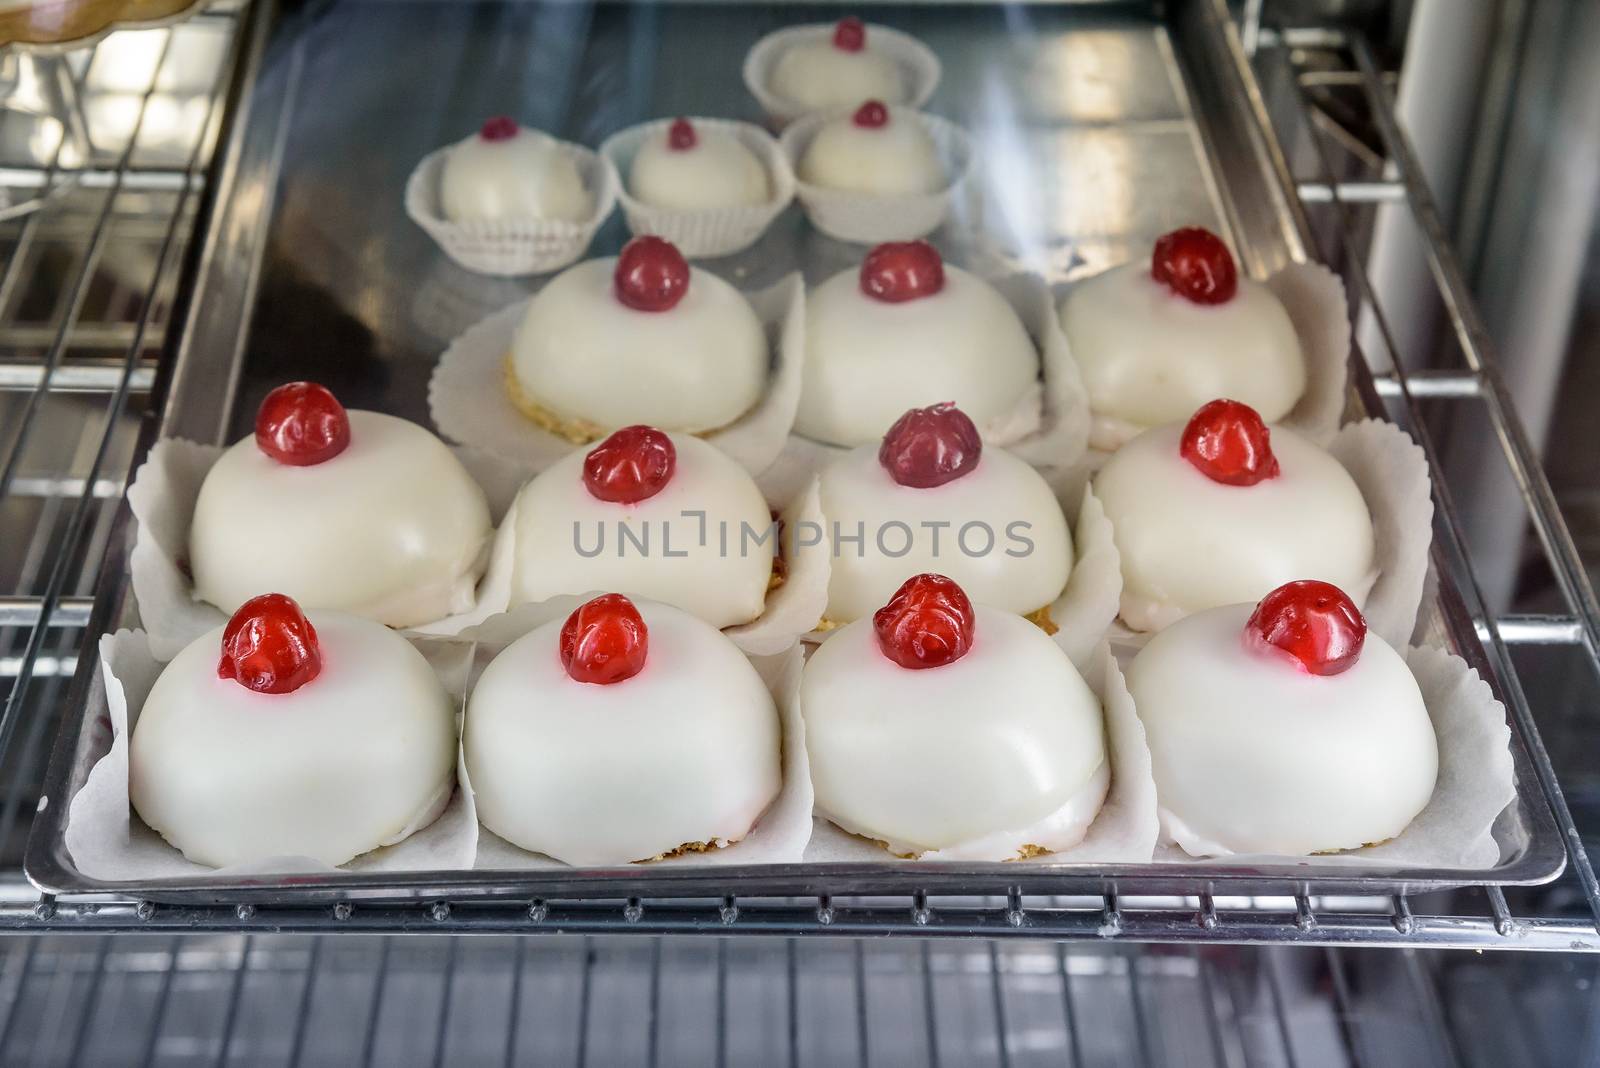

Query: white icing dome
left=770, top=39, right=905, bottom=112
left=1061, top=263, right=1305, bottom=449
left=1126, top=602, right=1437, bottom=856
left=440, top=124, right=590, bottom=223
left=189, top=410, right=493, bottom=628
left=130, top=612, right=457, bottom=868
left=465, top=599, right=782, bottom=865
left=1094, top=422, right=1375, bottom=632
left=802, top=607, right=1107, bottom=857
left=508, top=257, right=767, bottom=434
left=797, top=106, right=944, bottom=195
left=629, top=122, right=770, bottom=211
left=818, top=444, right=1071, bottom=623
left=796, top=265, right=1037, bottom=446
left=508, top=433, right=774, bottom=629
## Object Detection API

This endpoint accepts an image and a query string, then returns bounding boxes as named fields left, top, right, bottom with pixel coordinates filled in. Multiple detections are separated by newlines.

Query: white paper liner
left=742, top=22, right=941, bottom=126
left=599, top=118, right=796, bottom=259
left=428, top=273, right=806, bottom=480
left=459, top=603, right=813, bottom=869
left=63, top=630, right=478, bottom=881
left=803, top=642, right=1159, bottom=863
left=1050, top=486, right=1123, bottom=675
left=125, top=438, right=525, bottom=662
left=1150, top=644, right=1515, bottom=870
left=404, top=137, right=618, bottom=277
left=779, top=108, right=973, bottom=244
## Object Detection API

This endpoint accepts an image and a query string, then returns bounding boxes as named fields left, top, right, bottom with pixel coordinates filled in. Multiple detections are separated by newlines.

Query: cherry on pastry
left=560, top=593, right=649, bottom=685
left=1151, top=226, right=1238, bottom=305
left=873, top=573, right=977, bottom=670
left=668, top=117, right=697, bottom=151
left=583, top=425, right=677, bottom=504
left=1180, top=398, right=1280, bottom=486
left=860, top=240, right=945, bottom=303
left=255, top=381, right=351, bottom=466
left=853, top=100, right=889, bottom=129
left=832, top=16, right=866, bottom=52
left=879, top=403, right=981, bottom=488
left=217, top=592, right=323, bottom=695
left=479, top=115, right=518, bottom=142
left=615, top=235, right=691, bottom=312
left=1246, top=579, right=1366, bottom=676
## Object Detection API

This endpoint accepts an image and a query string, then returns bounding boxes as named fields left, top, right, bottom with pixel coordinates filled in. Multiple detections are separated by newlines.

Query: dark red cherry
left=1180, top=399, right=1280, bottom=487
left=832, top=16, right=866, bottom=52
left=560, top=593, right=648, bottom=685
left=583, top=426, right=676, bottom=504
left=217, top=593, right=322, bottom=695
left=614, top=236, right=690, bottom=312
left=879, top=403, right=981, bottom=488
left=853, top=100, right=889, bottom=129
left=860, top=240, right=945, bottom=303
left=480, top=115, right=518, bottom=142
left=255, top=382, right=350, bottom=466
left=1246, top=580, right=1366, bottom=676
left=668, top=117, right=696, bottom=151
left=873, top=574, right=976, bottom=670
left=1151, top=226, right=1238, bottom=305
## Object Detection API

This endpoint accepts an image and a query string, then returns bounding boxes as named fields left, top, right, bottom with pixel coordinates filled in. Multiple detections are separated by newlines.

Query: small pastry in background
left=771, top=17, right=906, bottom=112
left=628, top=118, right=770, bottom=211
left=440, top=116, right=591, bottom=223
left=798, top=100, right=944, bottom=195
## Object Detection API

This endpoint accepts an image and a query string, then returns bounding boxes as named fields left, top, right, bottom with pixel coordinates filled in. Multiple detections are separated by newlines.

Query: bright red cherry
left=860, top=240, right=945, bottom=303
left=255, top=382, right=350, bottom=466
left=1151, top=226, right=1238, bottom=305
left=1246, top=580, right=1366, bottom=677
left=1180, top=399, right=1280, bottom=486
left=583, top=425, right=676, bottom=504
left=873, top=574, right=977, bottom=670
left=668, top=117, right=697, bottom=150
left=614, top=236, right=690, bottom=312
left=480, top=115, right=518, bottom=142
left=560, top=593, right=648, bottom=685
left=217, top=593, right=322, bottom=695
left=853, top=100, right=889, bottom=129
left=879, top=403, right=981, bottom=488
left=832, top=16, right=866, bottom=52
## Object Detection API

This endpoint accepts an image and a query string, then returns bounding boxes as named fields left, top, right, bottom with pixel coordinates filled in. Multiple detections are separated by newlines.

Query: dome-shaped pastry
left=797, top=101, right=943, bottom=195
left=770, top=18, right=906, bottom=112
left=628, top=118, right=770, bottom=211
left=440, top=116, right=590, bottom=223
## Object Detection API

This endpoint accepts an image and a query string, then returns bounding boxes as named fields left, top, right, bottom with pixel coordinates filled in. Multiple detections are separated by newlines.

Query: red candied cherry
left=879, top=403, right=981, bottom=488
left=480, top=115, right=519, bottom=142
left=667, top=117, right=697, bottom=150
left=255, top=382, right=351, bottom=466
left=832, top=16, right=866, bottom=52
left=614, top=235, right=690, bottom=312
left=1246, top=580, right=1366, bottom=676
left=583, top=425, right=676, bottom=504
left=1180, top=399, right=1280, bottom=487
left=860, top=240, right=945, bottom=303
left=873, top=573, right=976, bottom=670
left=1151, top=226, right=1238, bottom=305
left=217, top=593, right=322, bottom=695
left=560, top=593, right=648, bottom=685
left=853, top=100, right=889, bottom=129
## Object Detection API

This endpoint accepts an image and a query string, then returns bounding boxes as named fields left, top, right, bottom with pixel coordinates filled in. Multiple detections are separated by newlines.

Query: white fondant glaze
left=797, top=109, right=944, bottom=195
left=509, top=433, right=774, bottom=629
left=629, top=126, right=770, bottom=211
left=1126, top=603, right=1438, bottom=857
left=465, top=600, right=782, bottom=865
left=509, top=258, right=768, bottom=433
left=802, top=608, right=1107, bottom=856
left=189, top=411, right=493, bottom=629
left=818, top=445, right=1072, bottom=622
left=770, top=41, right=905, bottom=111
left=129, top=613, right=457, bottom=868
left=796, top=266, right=1038, bottom=447
left=1061, top=264, right=1306, bottom=449
left=440, top=127, right=590, bottom=223
left=1094, top=423, right=1376, bottom=632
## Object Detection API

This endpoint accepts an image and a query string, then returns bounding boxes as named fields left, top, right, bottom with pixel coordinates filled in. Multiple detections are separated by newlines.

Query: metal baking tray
left=25, top=0, right=1568, bottom=904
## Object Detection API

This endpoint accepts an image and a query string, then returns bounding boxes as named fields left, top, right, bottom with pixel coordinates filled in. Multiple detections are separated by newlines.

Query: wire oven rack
left=3, top=0, right=1600, bottom=950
